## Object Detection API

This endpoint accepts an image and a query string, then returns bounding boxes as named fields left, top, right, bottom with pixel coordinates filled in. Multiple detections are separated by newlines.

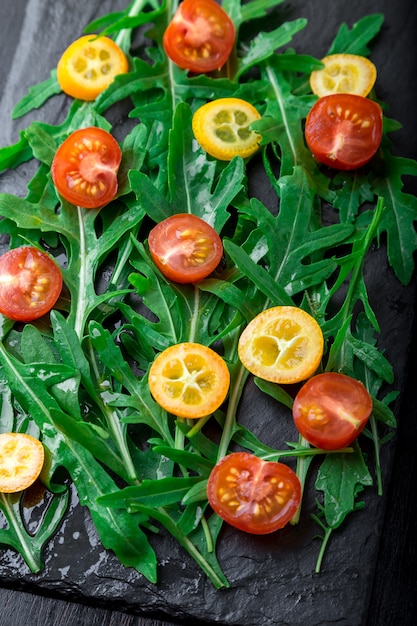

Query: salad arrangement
left=0, top=0, right=416, bottom=595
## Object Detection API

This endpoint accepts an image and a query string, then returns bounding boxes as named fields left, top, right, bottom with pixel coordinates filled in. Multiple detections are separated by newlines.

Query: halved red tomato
left=51, top=127, right=122, bottom=208
left=148, top=213, right=223, bottom=283
left=207, top=452, right=302, bottom=534
left=304, top=93, right=383, bottom=170
left=292, top=372, right=373, bottom=450
left=163, top=0, right=235, bottom=73
left=0, top=246, right=63, bottom=322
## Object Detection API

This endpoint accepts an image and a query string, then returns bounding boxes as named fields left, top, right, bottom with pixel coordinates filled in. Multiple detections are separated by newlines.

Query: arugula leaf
left=315, top=444, right=373, bottom=528
left=0, top=488, right=69, bottom=573
left=327, top=13, right=385, bottom=55
left=11, top=71, right=62, bottom=120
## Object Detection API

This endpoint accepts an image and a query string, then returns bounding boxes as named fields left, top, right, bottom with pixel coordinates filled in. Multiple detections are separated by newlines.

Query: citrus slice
left=310, top=53, right=377, bottom=98
left=148, top=342, right=230, bottom=418
left=238, top=306, right=324, bottom=384
left=57, top=35, right=129, bottom=101
left=0, top=432, right=45, bottom=493
left=192, top=97, right=262, bottom=160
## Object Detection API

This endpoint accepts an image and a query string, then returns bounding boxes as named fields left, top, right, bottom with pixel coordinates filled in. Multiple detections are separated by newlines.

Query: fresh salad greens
left=0, top=0, right=416, bottom=589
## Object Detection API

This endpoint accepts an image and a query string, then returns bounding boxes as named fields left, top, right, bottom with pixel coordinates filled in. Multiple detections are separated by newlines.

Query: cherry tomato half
left=207, top=452, right=302, bottom=534
left=163, top=0, right=235, bottom=73
left=304, top=93, right=383, bottom=170
left=0, top=246, right=63, bottom=322
left=148, top=214, right=223, bottom=283
left=51, top=127, right=122, bottom=209
left=57, top=35, right=129, bottom=101
left=292, top=372, right=373, bottom=450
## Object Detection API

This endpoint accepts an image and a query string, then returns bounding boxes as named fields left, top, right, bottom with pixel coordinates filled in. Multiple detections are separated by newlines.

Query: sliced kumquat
left=148, top=342, right=230, bottom=418
left=57, top=35, right=129, bottom=101
left=310, top=53, right=377, bottom=98
left=192, top=98, right=262, bottom=160
left=0, top=433, right=45, bottom=493
left=238, top=306, right=324, bottom=384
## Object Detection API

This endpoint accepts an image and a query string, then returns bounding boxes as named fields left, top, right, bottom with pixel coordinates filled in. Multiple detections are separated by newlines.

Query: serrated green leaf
left=315, top=445, right=373, bottom=528
left=12, top=70, right=62, bottom=120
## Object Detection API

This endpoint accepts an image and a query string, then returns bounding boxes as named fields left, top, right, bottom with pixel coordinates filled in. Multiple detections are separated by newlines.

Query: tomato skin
left=51, top=127, right=122, bottom=209
left=163, top=0, right=235, bottom=73
left=207, top=452, right=302, bottom=534
left=292, top=372, right=373, bottom=450
left=57, top=35, right=128, bottom=101
left=0, top=246, right=63, bottom=322
left=305, top=94, right=383, bottom=170
left=148, top=214, right=223, bottom=283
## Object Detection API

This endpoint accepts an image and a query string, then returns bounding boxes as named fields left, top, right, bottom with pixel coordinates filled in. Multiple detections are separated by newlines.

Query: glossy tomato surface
left=207, top=452, right=302, bottom=534
left=292, top=372, right=373, bottom=450
left=163, top=0, right=235, bottom=73
left=148, top=213, right=223, bottom=283
left=305, top=93, right=383, bottom=170
left=0, top=246, right=63, bottom=322
left=51, top=127, right=122, bottom=208
left=57, top=35, right=128, bottom=101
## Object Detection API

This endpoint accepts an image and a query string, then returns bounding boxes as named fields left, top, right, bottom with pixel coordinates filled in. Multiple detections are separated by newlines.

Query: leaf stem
left=217, top=362, right=249, bottom=460
left=311, top=513, right=333, bottom=573
left=0, top=494, right=40, bottom=572
left=74, top=206, right=88, bottom=340
left=87, top=341, right=139, bottom=483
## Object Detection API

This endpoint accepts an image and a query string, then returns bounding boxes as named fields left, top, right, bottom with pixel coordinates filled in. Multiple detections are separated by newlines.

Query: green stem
left=369, top=413, right=383, bottom=495
left=0, top=494, right=40, bottom=573
left=114, top=0, right=155, bottom=51
left=87, top=341, right=139, bottom=484
left=291, top=435, right=312, bottom=525
left=138, top=503, right=229, bottom=589
left=217, top=362, right=249, bottom=460
left=311, top=514, right=333, bottom=574
left=74, top=206, right=88, bottom=339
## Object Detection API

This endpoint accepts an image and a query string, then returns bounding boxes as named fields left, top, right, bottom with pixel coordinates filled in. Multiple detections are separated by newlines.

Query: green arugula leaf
left=0, top=488, right=69, bottom=573
left=328, top=13, right=385, bottom=55
left=11, top=70, right=62, bottom=120
left=315, top=444, right=373, bottom=528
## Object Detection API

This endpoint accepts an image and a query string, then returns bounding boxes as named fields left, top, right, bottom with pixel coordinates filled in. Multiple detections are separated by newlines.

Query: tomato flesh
left=51, top=127, right=122, bottom=208
left=163, top=0, right=235, bottom=73
left=207, top=452, right=302, bottom=534
left=148, top=213, right=223, bottom=283
left=305, top=94, right=383, bottom=170
left=292, top=372, right=373, bottom=450
left=0, top=246, right=63, bottom=322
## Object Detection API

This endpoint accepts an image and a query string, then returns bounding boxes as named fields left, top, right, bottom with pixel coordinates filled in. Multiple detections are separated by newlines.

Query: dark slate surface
left=0, top=1, right=416, bottom=625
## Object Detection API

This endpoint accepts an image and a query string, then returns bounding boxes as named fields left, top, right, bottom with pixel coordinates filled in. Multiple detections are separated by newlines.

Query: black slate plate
left=0, top=1, right=416, bottom=625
